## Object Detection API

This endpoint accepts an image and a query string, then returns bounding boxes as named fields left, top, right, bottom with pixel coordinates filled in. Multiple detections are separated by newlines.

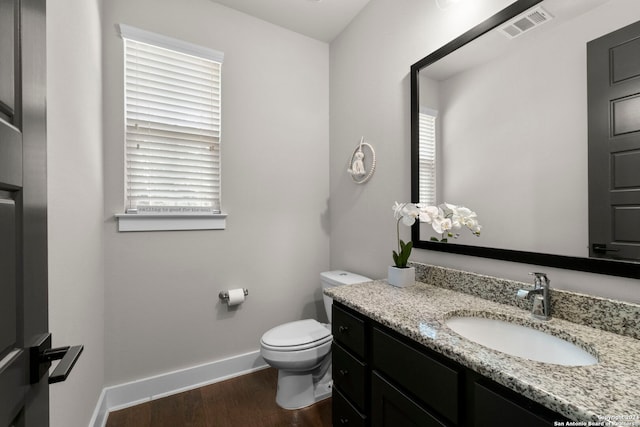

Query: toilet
left=260, top=270, right=371, bottom=410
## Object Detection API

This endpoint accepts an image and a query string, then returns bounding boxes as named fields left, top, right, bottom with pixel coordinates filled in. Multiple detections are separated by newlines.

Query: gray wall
left=44, top=0, right=640, bottom=425
left=101, top=0, right=330, bottom=386
left=47, top=0, right=105, bottom=426
left=330, top=0, right=515, bottom=279
left=329, top=0, right=640, bottom=303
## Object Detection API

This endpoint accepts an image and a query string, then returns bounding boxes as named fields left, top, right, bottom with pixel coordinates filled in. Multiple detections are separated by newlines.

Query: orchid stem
left=397, top=217, right=402, bottom=254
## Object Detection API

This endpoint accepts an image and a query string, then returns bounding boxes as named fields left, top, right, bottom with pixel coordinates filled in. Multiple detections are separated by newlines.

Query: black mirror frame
left=410, top=0, right=640, bottom=280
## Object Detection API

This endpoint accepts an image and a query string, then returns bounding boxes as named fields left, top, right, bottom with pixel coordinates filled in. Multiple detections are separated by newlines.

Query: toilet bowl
left=260, top=271, right=371, bottom=409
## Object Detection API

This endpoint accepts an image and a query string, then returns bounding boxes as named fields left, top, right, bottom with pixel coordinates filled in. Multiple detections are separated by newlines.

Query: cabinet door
left=372, top=327, right=459, bottom=424
left=371, top=372, right=448, bottom=427
left=474, top=382, right=565, bottom=427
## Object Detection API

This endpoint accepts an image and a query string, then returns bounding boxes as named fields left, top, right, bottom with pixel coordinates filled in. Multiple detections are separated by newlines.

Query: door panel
left=0, top=124, right=22, bottom=186
left=611, top=36, right=640, bottom=83
left=1, top=0, right=49, bottom=425
left=0, top=351, right=28, bottom=425
left=0, top=198, right=17, bottom=357
left=613, top=206, right=640, bottom=242
left=588, top=19, right=640, bottom=261
left=0, top=0, right=16, bottom=122
left=612, top=94, right=640, bottom=135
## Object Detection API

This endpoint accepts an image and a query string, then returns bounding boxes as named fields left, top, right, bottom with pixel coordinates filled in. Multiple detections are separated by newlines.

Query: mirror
left=411, top=0, right=640, bottom=278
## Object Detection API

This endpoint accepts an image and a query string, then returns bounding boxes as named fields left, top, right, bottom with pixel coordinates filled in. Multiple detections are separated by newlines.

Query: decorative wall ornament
left=347, top=136, right=376, bottom=184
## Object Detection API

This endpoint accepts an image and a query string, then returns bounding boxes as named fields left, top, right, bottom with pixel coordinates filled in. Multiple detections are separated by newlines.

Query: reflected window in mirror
left=418, top=108, right=438, bottom=206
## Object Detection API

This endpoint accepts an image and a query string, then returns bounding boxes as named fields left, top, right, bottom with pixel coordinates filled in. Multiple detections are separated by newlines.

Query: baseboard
left=89, top=350, right=267, bottom=427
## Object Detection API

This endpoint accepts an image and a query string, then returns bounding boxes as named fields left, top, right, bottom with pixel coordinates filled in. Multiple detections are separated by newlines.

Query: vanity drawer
left=333, top=387, right=367, bottom=427
left=333, top=342, right=367, bottom=411
left=332, top=304, right=366, bottom=359
left=371, top=372, right=447, bottom=427
left=372, top=327, right=459, bottom=425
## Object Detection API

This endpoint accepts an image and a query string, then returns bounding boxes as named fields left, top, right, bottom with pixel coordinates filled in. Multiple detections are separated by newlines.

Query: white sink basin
left=445, top=316, right=598, bottom=366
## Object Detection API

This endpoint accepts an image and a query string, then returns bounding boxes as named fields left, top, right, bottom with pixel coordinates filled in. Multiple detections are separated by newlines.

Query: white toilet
left=260, top=270, right=371, bottom=409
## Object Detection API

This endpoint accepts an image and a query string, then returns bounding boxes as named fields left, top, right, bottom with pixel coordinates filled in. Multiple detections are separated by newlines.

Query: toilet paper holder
left=219, top=288, right=249, bottom=302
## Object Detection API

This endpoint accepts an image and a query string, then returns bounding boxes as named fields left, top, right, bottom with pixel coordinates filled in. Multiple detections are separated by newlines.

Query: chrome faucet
left=516, top=272, right=551, bottom=320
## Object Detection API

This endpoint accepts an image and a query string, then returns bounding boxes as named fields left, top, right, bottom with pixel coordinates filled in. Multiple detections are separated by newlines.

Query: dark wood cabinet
left=372, top=327, right=459, bottom=425
left=473, top=381, right=564, bottom=427
left=333, top=303, right=367, bottom=359
left=333, top=387, right=367, bottom=427
left=332, top=304, right=369, bottom=425
left=332, top=302, right=569, bottom=427
left=371, top=372, right=447, bottom=427
left=333, top=342, right=367, bottom=411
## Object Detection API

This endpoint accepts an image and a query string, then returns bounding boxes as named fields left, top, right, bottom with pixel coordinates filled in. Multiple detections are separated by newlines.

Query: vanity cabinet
left=332, top=304, right=368, bottom=426
left=332, top=302, right=569, bottom=427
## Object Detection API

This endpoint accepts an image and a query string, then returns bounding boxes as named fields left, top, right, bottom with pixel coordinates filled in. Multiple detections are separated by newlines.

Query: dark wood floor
left=105, top=367, right=332, bottom=427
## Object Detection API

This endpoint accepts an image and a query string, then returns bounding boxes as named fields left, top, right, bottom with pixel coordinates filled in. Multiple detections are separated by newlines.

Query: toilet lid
left=261, top=319, right=331, bottom=348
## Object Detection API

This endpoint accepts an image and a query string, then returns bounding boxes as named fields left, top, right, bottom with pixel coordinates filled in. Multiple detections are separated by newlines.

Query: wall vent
left=499, top=6, right=553, bottom=39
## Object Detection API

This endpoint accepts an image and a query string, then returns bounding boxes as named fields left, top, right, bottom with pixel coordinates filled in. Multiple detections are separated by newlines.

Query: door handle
left=592, top=243, right=620, bottom=253
left=45, top=345, right=84, bottom=384
left=30, top=333, right=84, bottom=384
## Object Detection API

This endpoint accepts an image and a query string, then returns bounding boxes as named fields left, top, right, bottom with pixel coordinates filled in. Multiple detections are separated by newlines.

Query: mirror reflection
left=414, top=0, right=640, bottom=261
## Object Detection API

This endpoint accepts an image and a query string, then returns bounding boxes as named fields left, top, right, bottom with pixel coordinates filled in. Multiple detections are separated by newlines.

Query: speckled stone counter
left=324, top=264, right=640, bottom=426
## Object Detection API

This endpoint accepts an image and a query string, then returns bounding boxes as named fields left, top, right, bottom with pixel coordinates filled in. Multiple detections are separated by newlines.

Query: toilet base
left=275, top=358, right=332, bottom=410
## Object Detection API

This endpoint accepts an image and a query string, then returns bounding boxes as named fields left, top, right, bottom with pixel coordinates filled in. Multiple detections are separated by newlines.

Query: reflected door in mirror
left=588, top=19, right=640, bottom=261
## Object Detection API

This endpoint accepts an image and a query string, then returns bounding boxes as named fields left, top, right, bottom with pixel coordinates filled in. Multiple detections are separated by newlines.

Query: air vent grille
left=499, top=6, right=553, bottom=39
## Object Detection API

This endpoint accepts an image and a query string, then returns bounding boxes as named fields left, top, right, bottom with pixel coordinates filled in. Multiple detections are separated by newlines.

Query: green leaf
left=393, top=239, right=414, bottom=268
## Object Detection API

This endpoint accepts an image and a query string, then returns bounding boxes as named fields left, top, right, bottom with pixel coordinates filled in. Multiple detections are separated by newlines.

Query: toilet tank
left=321, top=271, right=371, bottom=323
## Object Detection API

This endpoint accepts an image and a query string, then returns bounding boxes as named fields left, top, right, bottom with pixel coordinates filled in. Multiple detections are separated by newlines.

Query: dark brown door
left=1, top=0, right=49, bottom=425
left=588, top=19, right=640, bottom=261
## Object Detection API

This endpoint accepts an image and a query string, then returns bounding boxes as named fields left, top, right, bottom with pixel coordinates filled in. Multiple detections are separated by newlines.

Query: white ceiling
left=211, top=0, right=372, bottom=43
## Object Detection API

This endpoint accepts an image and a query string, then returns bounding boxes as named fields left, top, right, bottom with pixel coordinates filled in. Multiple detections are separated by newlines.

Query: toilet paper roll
left=227, top=288, right=246, bottom=306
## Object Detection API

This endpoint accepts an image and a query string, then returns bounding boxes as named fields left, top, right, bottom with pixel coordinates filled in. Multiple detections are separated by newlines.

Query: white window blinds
left=119, top=25, right=224, bottom=214
left=419, top=108, right=437, bottom=206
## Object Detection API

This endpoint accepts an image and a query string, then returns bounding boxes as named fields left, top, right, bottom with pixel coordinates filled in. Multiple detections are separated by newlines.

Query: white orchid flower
left=418, top=205, right=441, bottom=224
left=392, top=201, right=422, bottom=268
left=468, top=220, right=482, bottom=235
left=453, top=206, right=481, bottom=235
left=450, top=206, right=468, bottom=229
left=432, top=217, right=452, bottom=235
left=393, top=201, right=480, bottom=250
left=392, top=202, right=420, bottom=226
left=392, top=202, right=405, bottom=220
left=401, top=203, right=420, bottom=226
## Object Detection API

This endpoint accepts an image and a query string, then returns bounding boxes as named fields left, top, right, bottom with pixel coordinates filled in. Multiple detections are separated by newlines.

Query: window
left=418, top=108, right=438, bottom=206
left=116, top=25, right=226, bottom=231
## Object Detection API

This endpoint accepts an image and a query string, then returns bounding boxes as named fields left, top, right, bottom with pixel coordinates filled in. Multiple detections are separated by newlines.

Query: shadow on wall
left=302, top=288, right=328, bottom=323
left=320, top=198, right=331, bottom=236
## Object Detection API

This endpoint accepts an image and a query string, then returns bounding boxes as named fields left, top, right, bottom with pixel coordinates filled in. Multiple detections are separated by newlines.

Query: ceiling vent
left=499, top=6, right=553, bottom=39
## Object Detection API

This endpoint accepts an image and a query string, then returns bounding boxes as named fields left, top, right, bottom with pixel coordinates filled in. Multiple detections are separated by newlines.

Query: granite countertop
left=325, top=278, right=640, bottom=426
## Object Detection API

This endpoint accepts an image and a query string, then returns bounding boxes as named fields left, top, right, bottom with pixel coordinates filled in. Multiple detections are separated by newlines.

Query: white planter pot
left=387, top=266, right=415, bottom=288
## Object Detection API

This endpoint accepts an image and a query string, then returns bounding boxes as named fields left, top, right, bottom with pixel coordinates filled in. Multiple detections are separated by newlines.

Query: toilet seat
left=261, top=319, right=332, bottom=352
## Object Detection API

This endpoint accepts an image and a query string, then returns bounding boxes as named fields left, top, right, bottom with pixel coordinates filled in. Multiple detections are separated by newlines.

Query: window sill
left=115, top=213, right=227, bottom=232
